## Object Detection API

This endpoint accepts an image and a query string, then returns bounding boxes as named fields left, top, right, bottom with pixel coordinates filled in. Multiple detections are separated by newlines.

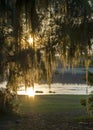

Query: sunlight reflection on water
left=0, top=80, right=93, bottom=95
left=17, top=83, right=93, bottom=95
left=0, top=68, right=93, bottom=95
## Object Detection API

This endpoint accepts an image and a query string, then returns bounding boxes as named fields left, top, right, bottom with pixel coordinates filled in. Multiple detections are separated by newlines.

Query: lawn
left=19, top=95, right=87, bottom=116
left=0, top=95, right=93, bottom=130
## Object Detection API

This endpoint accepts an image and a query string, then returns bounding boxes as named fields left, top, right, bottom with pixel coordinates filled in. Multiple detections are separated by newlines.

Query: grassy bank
left=1, top=95, right=93, bottom=130
left=19, top=95, right=87, bottom=117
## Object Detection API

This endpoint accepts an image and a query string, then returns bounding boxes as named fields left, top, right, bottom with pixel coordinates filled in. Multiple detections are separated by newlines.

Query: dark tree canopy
left=0, top=0, right=93, bottom=92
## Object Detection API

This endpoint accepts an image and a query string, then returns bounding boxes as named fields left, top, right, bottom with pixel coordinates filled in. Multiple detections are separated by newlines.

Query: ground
left=0, top=95, right=93, bottom=130
left=0, top=113, right=93, bottom=130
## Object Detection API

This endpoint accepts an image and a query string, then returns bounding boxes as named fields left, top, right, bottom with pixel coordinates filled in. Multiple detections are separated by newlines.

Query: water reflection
left=17, top=66, right=93, bottom=95
left=17, top=83, right=93, bottom=95
left=0, top=67, right=93, bottom=95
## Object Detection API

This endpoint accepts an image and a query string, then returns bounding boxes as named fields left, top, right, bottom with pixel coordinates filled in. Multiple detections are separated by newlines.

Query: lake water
left=0, top=67, right=93, bottom=95
left=18, top=67, right=93, bottom=95
left=17, top=83, right=93, bottom=95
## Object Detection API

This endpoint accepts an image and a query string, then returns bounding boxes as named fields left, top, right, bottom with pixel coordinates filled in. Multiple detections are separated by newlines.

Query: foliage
left=81, top=94, right=93, bottom=115
left=0, top=0, right=93, bottom=114
left=80, top=98, right=86, bottom=106
left=80, top=71, right=93, bottom=115
left=0, top=0, right=93, bottom=87
left=88, top=72, right=93, bottom=85
left=0, top=88, right=20, bottom=115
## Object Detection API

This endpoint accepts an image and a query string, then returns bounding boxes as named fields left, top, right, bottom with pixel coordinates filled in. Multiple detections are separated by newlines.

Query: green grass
left=1, top=95, right=93, bottom=130
left=19, top=95, right=87, bottom=115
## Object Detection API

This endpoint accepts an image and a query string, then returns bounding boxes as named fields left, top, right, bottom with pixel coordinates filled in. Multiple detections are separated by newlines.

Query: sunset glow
left=28, top=36, right=33, bottom=45
left=26, top=87, right=35, bottom=97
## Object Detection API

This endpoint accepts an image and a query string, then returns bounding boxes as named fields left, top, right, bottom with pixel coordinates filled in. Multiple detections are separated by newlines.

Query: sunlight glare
left=26, top=87, right=35, bottom=97
left=28, top=36, right=33, bottom=45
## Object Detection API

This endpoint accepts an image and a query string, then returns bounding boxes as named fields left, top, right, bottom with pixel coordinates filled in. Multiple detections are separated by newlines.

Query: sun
left=28, top=36, right=33, bottom=45
left=26, top=87, right=35, bottom=97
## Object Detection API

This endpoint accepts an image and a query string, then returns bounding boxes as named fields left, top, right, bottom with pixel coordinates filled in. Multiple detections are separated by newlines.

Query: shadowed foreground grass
left=0, top=95, right=93, bottom=130
left=19, top=95, right=86, bottom=115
